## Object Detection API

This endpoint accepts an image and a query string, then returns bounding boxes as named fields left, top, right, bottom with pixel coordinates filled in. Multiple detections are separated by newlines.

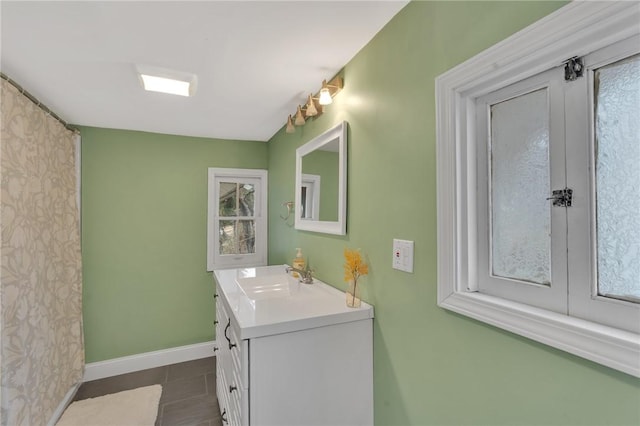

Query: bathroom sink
left=236, top=274, right=296, bottom=301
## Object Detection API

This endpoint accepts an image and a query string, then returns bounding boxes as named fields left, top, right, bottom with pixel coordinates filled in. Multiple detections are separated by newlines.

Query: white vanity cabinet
left=214, top=265, right=374, bottom=426
left=215, top=291, right=248, bottom=425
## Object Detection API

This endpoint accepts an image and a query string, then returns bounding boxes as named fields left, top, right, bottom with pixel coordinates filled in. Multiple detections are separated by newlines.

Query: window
left=436, top=2, right=640, bottom=376
left=207, top=168, right=267, bottom=271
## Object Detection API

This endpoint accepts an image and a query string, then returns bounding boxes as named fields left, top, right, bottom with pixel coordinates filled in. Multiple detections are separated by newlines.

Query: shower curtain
left=0, top=78, right=84, bottom=425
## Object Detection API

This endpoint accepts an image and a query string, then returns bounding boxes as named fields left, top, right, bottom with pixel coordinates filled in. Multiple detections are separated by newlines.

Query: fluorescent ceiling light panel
left=136, top=65, right=197, bottom=97
left=140, top=74, right=191, bottom=96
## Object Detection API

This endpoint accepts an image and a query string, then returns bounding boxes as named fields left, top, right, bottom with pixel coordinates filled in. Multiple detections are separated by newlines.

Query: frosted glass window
left=490, top=89, right=551, bottom=285
left=594, top=54, right=640, bottom=302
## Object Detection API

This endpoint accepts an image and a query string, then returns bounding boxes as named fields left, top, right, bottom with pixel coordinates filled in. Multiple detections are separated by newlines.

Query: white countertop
left=214, top=265, right=374, bottom=340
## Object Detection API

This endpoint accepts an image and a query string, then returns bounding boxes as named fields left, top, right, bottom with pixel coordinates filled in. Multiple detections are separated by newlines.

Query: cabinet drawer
left=225, top=374, right=242, bottom=426
left=216, top=362, right=230, bottom=418
left=229, top=392, right=242, bottom=426
left=228, top=328, right=249, bottom=389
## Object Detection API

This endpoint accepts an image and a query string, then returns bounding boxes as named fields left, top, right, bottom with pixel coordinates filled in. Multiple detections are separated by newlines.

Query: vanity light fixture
left=305, top=94, right=318, bottom=117
left=318, top=80, right=333, bottom=105
left=295, top=106, right=306, bottom=126
left=286, top=115, right=295, bottom=133
left=285, top=76, right=343, bottom=133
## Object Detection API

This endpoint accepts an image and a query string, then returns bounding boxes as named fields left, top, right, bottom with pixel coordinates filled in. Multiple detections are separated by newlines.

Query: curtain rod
left=1, top=72, right=80, bottom=134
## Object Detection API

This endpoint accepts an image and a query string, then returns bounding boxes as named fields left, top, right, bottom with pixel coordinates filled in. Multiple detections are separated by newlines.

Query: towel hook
left=280, top=201, right=295, bottom=227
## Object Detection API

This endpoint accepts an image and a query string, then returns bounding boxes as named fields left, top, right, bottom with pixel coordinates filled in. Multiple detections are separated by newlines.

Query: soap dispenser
left=292, top=248, right=305, bottom=278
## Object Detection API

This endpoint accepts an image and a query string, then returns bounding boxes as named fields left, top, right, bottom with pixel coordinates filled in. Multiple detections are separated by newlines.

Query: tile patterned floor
left=73, top=357, right=222, bottom=426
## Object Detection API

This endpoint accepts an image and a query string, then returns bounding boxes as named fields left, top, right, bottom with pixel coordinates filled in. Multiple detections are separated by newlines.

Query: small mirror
left=295, top=121, right=347, bottom=235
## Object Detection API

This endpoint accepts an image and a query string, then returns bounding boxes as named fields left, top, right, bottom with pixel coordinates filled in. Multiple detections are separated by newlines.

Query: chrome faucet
left=285, top=265, right=314, bottom=284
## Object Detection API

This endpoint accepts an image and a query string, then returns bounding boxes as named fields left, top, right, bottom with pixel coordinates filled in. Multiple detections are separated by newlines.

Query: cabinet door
left=215, top=282, right=248, bottom=426
left=215, top=284, right=231, bottom=420
left=249, top=320, right=373, bottom=425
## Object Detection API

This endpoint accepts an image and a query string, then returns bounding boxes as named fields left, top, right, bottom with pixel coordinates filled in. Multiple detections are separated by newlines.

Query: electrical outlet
left=392, top=239, right=414, bottom=273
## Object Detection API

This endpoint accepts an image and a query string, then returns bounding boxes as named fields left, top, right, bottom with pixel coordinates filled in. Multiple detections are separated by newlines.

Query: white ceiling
left=1, top=1, right=408, bottom=141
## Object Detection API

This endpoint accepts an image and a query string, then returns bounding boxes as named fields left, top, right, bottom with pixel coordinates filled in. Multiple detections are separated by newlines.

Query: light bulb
left=319, top=88, right=332, bottom=105
left=319, top=80, right=332, bottom=105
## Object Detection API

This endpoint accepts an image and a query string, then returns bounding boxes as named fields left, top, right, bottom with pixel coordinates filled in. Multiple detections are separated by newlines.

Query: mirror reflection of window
left=301, top=140, right=339, bottom=222
left=300, top=174, right=320, bottom=220
left=301, top=187, right=308, bottom=218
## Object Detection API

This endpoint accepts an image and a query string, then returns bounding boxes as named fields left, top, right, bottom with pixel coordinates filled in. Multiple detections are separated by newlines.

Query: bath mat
left=57, top=384, right=162, bottom=426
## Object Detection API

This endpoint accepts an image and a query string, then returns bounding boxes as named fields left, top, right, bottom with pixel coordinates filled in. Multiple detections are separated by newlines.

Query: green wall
left=80, top=126, right=267, bottom=362
left=267, top=2, right=640, bottom=425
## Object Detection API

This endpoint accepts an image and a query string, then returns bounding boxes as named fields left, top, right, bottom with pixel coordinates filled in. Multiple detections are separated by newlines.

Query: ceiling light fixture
left=140, top=74, right=192, bottom=97
left=285, top=76, right=343, bottom=133
left=136, top=65, right=197, bottom=97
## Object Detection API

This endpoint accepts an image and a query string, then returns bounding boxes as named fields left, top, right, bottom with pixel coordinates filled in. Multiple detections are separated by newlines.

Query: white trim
left=436, top=1, right=640, bottom=377
left=47, top=382, right=82, bottom=426
left=83, top=341, right=216, bottom=382
left=440, top=293, right=640, bottom=377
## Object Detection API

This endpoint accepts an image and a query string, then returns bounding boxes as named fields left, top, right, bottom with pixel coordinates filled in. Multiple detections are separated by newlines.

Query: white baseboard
left=83, top=340, right=216, bottom=382
left=47, top=382, right=81, bottom=426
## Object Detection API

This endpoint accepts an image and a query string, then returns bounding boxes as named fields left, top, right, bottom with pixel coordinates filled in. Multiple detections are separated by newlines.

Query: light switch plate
left=392, top=239, right=414, bottom=273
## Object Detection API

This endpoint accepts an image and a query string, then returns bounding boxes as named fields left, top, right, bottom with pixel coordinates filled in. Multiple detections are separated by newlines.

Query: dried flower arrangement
left=344, top=248, right=369, bottom=307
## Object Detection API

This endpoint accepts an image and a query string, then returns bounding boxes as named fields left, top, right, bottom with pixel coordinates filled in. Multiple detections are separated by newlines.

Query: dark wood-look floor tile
left=74, top=366, right=168, bottom=401
left=160, top=394, right=219, bottom=426
left=205, top=372, right=215, bottom=395
left=167, top=357, right=215, bottom=382
left=160, top=375, right=207, bottom=404
left=73, top=357, right=221, bottom=426
left=211, top=413, right=222, bottom=426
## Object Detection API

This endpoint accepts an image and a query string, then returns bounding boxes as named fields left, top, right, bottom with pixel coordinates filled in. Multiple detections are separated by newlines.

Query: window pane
left=490, top=88, right=551, bottom=285
left=218, top=220, right=256, bottom=255
left=237, top=220, right=256, bottom=254
left=219, top=182, right=237, bottom=216
left=238, top=184, right=255, bottom=216
left=219, top=220, right=236, bottom=254
left=594, top=54, right=640, bottom=302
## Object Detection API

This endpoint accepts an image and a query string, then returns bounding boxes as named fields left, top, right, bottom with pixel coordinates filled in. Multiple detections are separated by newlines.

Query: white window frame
left=207, top=168, right=268, bottom=271
left=436, top=1, right=640, bottom=377
left=475, top=70, right=568, bottom=314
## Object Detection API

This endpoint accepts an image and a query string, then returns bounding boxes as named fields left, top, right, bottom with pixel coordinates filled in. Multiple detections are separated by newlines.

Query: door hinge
left=547, top=188, right=573, bottom=207
left=564, top=57, right=584, bottom=81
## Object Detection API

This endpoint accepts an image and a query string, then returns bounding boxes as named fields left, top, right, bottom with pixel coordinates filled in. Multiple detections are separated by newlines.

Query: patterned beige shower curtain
left=0, top=79, right=84, bottom=425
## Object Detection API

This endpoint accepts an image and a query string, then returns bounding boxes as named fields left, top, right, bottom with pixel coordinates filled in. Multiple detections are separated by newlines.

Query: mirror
left=295, top=121, right=347, bottom=235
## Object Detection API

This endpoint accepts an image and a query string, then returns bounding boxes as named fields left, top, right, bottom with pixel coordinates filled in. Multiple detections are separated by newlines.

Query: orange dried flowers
left=343, top=248, right=369, bottom=285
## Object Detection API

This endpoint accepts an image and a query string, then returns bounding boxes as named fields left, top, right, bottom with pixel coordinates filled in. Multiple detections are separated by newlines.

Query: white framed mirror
left=295, top=121, right=347, bottom=235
